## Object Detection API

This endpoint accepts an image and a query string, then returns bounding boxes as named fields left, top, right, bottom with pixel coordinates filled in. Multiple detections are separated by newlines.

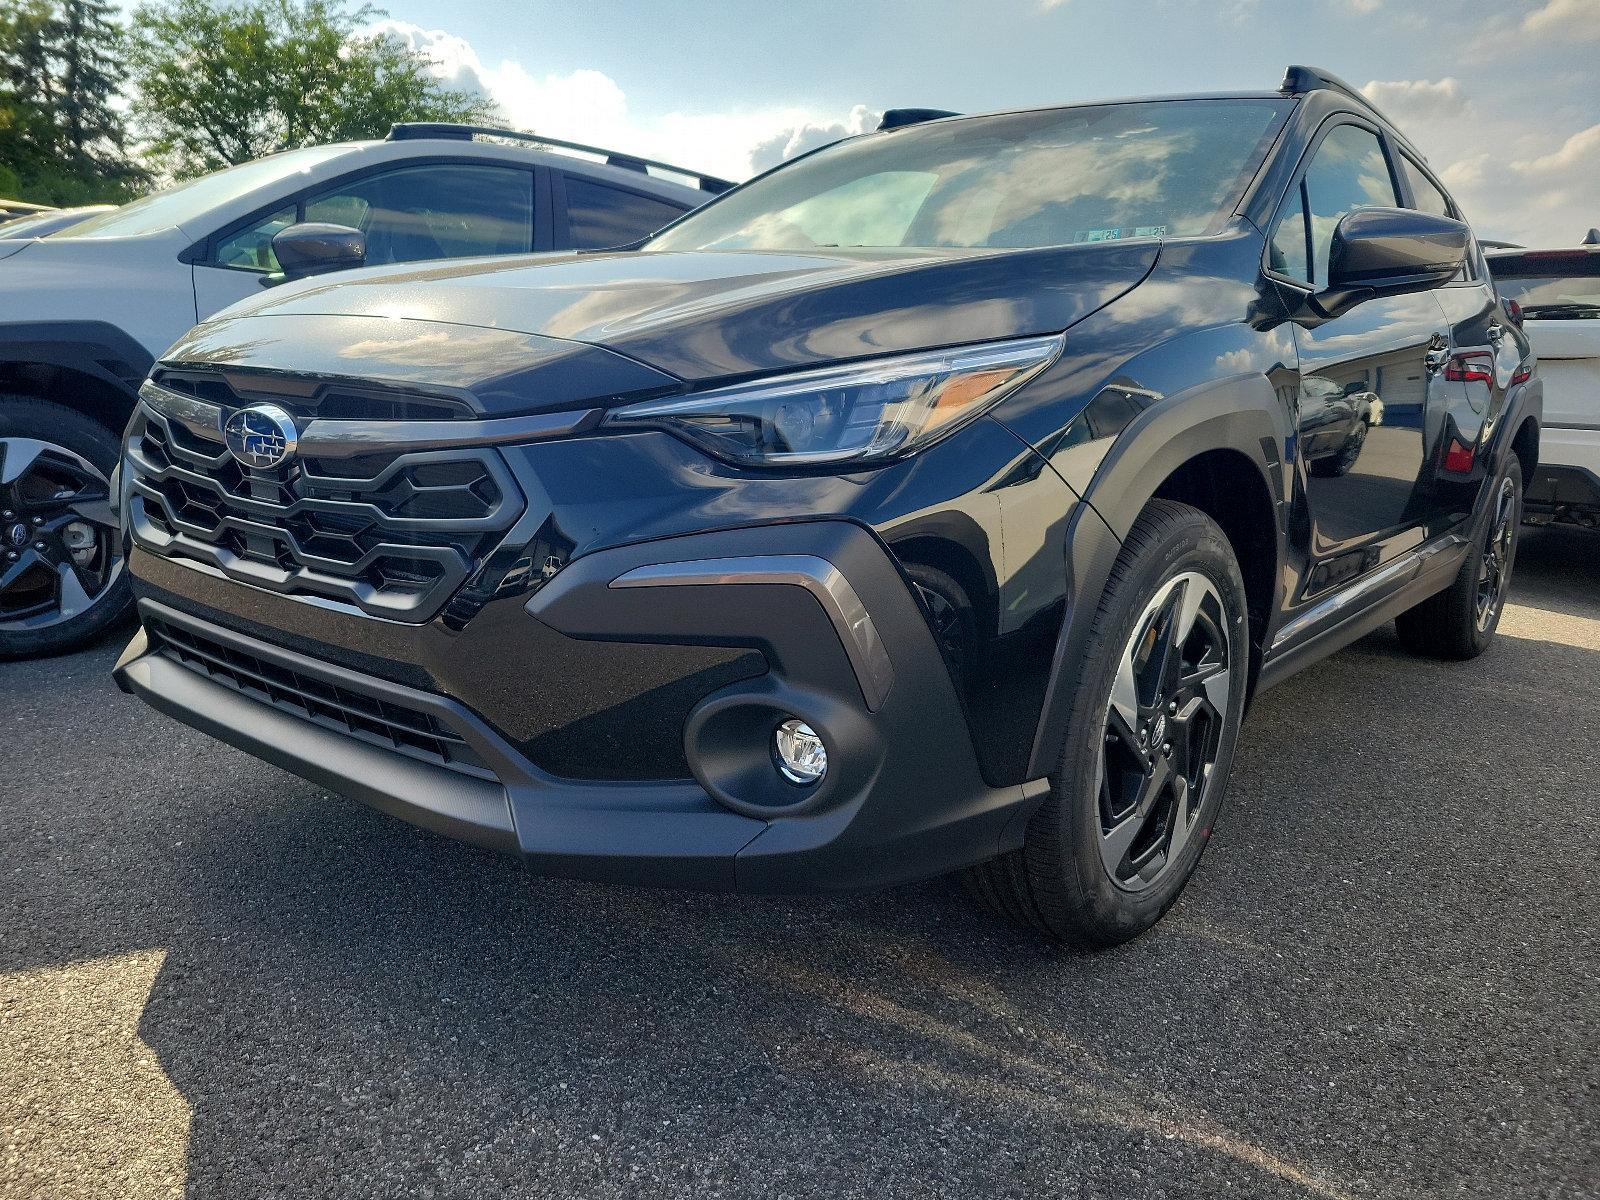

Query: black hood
left=167, top=244, right=1159, bottom=414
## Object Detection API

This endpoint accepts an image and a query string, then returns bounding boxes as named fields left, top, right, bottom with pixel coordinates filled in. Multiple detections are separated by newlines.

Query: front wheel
left=0, top=397, right=132, bottom=660
left=1395, top=452, right=1522, bottom=660
left=964, top=500, right=1251, bottom=948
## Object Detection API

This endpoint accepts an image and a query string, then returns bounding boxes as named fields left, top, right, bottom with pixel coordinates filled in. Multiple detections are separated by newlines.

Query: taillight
left=1505, top=299, right=1524, bottom=328
left=1511, top=362, right=1533, bottom=386
left=1445, top=351, right=1493, bottom=383
left=1444, top=439, right=1477, bottom=473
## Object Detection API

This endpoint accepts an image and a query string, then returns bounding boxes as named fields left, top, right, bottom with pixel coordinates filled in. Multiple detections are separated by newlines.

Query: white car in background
left=0, top=125, right=726, bottom=657
left=1488, top=239, right=1600, bottom=528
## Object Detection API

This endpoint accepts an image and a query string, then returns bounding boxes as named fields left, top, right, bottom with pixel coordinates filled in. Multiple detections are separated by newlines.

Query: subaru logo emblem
left=223, top=404, right=298, bottom=469
left=7, top=522, right=26, bottom=549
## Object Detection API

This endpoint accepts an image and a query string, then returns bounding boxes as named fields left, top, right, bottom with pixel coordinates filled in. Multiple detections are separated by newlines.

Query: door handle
left=1425, top=342, right=1450, bottom=374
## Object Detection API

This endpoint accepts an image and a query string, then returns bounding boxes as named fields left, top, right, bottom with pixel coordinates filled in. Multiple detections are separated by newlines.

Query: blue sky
left=272, top=1, right=1600, bottom=244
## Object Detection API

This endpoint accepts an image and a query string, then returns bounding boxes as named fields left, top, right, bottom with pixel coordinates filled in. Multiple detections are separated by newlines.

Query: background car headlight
left=604, top=334, right=1063, bottom=467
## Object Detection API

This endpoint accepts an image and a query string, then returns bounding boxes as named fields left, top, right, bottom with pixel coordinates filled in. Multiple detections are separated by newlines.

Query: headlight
left=603, top=335, right=1063, bottom=467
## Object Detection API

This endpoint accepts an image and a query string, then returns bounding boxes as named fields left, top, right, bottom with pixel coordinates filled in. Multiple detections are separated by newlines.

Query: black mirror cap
left=272, top=222, right=366, bottom=281
left=1316, top=208, right=1469, bottom=315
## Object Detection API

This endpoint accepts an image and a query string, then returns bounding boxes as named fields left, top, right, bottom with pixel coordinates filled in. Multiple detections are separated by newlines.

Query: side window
left=564, top=177, right=687, bottom=248
left=211, top=206, right=295, bottom=273
left=1398, top=155, right=1451, bottom=218
left=306, top=164, right=534, bottom=266
left=1301, top=124, right=1400, bottom=286
left=1268, top=182, right=1311, bottom=282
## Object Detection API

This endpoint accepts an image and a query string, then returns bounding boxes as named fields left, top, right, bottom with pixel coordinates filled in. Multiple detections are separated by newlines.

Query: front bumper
left=115, top=519, right=1048, bottom=893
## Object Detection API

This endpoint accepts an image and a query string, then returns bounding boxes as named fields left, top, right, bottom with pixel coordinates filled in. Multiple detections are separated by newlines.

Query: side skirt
left=1256, top=531, right=1470, bottom=693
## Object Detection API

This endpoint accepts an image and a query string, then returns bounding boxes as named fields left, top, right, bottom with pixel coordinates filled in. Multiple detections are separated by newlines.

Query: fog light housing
left=773, top=719, right=827, bottom=785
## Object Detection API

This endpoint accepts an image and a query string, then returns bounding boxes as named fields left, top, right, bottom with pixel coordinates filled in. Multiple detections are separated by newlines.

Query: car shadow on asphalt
left=4, top=526, right=1597, bottom=1198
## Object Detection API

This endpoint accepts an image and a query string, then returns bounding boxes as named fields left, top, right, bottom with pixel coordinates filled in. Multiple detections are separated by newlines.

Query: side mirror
left=271, top=222, right=365, bottom=282
left=1315, top=207, right=1469, bottom=318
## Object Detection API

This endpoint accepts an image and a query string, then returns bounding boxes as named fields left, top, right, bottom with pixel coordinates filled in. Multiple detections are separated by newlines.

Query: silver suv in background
left=1489, top=239, right=1600, bottom=528
left=0, top=126, right=726, bottom=657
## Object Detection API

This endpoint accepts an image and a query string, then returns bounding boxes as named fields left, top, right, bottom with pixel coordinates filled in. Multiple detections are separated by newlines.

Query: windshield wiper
left=1520, top=302, right=1600, bottom=320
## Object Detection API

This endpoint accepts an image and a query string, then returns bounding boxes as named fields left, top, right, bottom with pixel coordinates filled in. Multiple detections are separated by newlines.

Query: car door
left=1394, top=151, right=1514, bottom=527
left=555, top=172, right=691, bottom=250
left=1267, top=119, right=1454, bottom=596
left=192, top=161, right=538, bottom=322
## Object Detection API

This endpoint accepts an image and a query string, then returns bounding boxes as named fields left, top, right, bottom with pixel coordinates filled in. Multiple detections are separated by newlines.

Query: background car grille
left=125, top=401, right=525, bottom=621
left=143, top=612, right=495, bottom=779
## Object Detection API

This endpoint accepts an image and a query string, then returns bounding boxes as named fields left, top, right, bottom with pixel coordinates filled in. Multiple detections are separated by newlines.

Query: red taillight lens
left=1444, top=439, right=1477, bottom=473
left=1445, top=351, right=1493, bottom=384
left=1511, top=362, right=1533, bottom=386
left=1505, top=299, right=1524, bottom=328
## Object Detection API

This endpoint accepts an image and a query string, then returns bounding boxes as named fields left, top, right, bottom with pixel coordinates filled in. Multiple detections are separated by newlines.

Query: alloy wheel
left=1097, top=570, right=1235, bottom=892
left=1475, top=475, right=1517, bottom=633
left=0, top=438, right=123, bottom=632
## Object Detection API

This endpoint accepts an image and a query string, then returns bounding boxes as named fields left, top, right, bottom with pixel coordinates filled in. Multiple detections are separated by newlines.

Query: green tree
left=128, top=0, right=497, bottom=179
left=0, top=0, right=143, bottom=204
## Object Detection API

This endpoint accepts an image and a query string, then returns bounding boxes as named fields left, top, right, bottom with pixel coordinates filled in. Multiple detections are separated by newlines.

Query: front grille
left=145, top=613, right=494, bottom=780
left=125, top=400, right=525, bottom=621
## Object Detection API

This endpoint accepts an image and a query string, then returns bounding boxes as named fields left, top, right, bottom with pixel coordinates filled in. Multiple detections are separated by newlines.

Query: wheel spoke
left=0, top=438, right=46, bottom=487
left=66, top=495, right=118, bottom=529
left=1100, top=804, right=1147, bottom=878
left=56, top=561, right=93, bottom=619
left=1110, top=647, right=1139, bottom=728
left=0, top=549, right=43, bottom=593
left=1165, top=775, right=1195, bottom=860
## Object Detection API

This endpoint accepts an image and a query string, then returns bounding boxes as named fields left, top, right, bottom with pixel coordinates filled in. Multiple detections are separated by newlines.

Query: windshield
left=1491, top=254, right=1600, bottom=319
left=648, top=99, right=1290, bottom=254
left=51, top=145, right=353, bottom=239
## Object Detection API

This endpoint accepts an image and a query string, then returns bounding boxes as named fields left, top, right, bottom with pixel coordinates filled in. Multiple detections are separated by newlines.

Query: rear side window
left=1399, top=156, right=1451, bottom=217
left=564, top=177, right=687, bottom=248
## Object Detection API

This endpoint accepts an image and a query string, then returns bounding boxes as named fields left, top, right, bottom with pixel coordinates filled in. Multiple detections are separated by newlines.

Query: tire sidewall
left=1472, top=453, right=1524, bottom=650
left=1051, top=513, right=1251, bottom=941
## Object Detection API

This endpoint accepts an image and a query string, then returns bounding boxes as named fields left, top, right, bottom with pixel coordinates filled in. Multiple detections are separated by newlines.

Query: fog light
left=773, top=719, right=827, bottom=785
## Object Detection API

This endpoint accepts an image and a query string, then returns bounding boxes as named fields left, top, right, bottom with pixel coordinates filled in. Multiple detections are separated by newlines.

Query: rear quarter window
left=564, top=177, right=688, bottom=248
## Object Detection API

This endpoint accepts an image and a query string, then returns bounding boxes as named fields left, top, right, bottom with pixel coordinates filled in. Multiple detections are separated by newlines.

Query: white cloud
left=1341, top=0, right=1383, bottom=12
left=1361, top=77, right=1467, bottom=120
left=1521, top=0, right=1600, bottom=39
left=748, top=106, right=880, bottom=174
left=1362, top=75, right=1597, bottom=245
left=367, top=19, right=867, bottom=182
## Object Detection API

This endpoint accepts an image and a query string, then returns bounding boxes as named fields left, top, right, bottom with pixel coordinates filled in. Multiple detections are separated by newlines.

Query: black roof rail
left=1280, top=64, right=1407, bottom=140
left=385, top=123, right=735, bottom=193
left=877, top=108, right=960, bottom=132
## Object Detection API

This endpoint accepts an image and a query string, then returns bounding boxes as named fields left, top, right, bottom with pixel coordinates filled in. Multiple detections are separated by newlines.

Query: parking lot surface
left=2, top=527, right=1596, bottom=1200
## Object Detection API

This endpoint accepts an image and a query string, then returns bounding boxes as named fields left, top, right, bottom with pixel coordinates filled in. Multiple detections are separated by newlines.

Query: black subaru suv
left=113, top=67, right=1541, bottom=947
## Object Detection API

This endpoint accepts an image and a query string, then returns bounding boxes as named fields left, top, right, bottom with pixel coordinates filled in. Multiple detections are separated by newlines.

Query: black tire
left=1395, top=452, right=1522, bottom=661
left=0, top=397, right=133, bottom=660
left=964, top=499, right=1251, bottom=948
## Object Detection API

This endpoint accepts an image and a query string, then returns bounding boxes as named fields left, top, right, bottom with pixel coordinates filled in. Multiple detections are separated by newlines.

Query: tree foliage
left=0, top=0, right=145, bottom=205
left=127, top=0, right=498, bottom=179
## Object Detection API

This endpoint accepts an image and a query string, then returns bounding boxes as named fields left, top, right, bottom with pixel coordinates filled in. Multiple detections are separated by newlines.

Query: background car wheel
left=1395, top=452, right=1522, bottom=661
left=0, top=397, right=132, bottom=660
left=1323, top=420, right=1368, bottom=477
left=964, top=499, right=1251, bottom=948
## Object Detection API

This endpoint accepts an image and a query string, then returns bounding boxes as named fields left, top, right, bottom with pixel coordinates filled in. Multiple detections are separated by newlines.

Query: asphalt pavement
left=2, top=525, right=1596, bottom=1199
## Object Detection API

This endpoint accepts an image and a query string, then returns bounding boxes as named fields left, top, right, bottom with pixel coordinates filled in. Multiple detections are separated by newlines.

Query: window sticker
left=1134, top=225, right=1169, bottom=238
left=1074, top=228, right=1123, bottom=243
